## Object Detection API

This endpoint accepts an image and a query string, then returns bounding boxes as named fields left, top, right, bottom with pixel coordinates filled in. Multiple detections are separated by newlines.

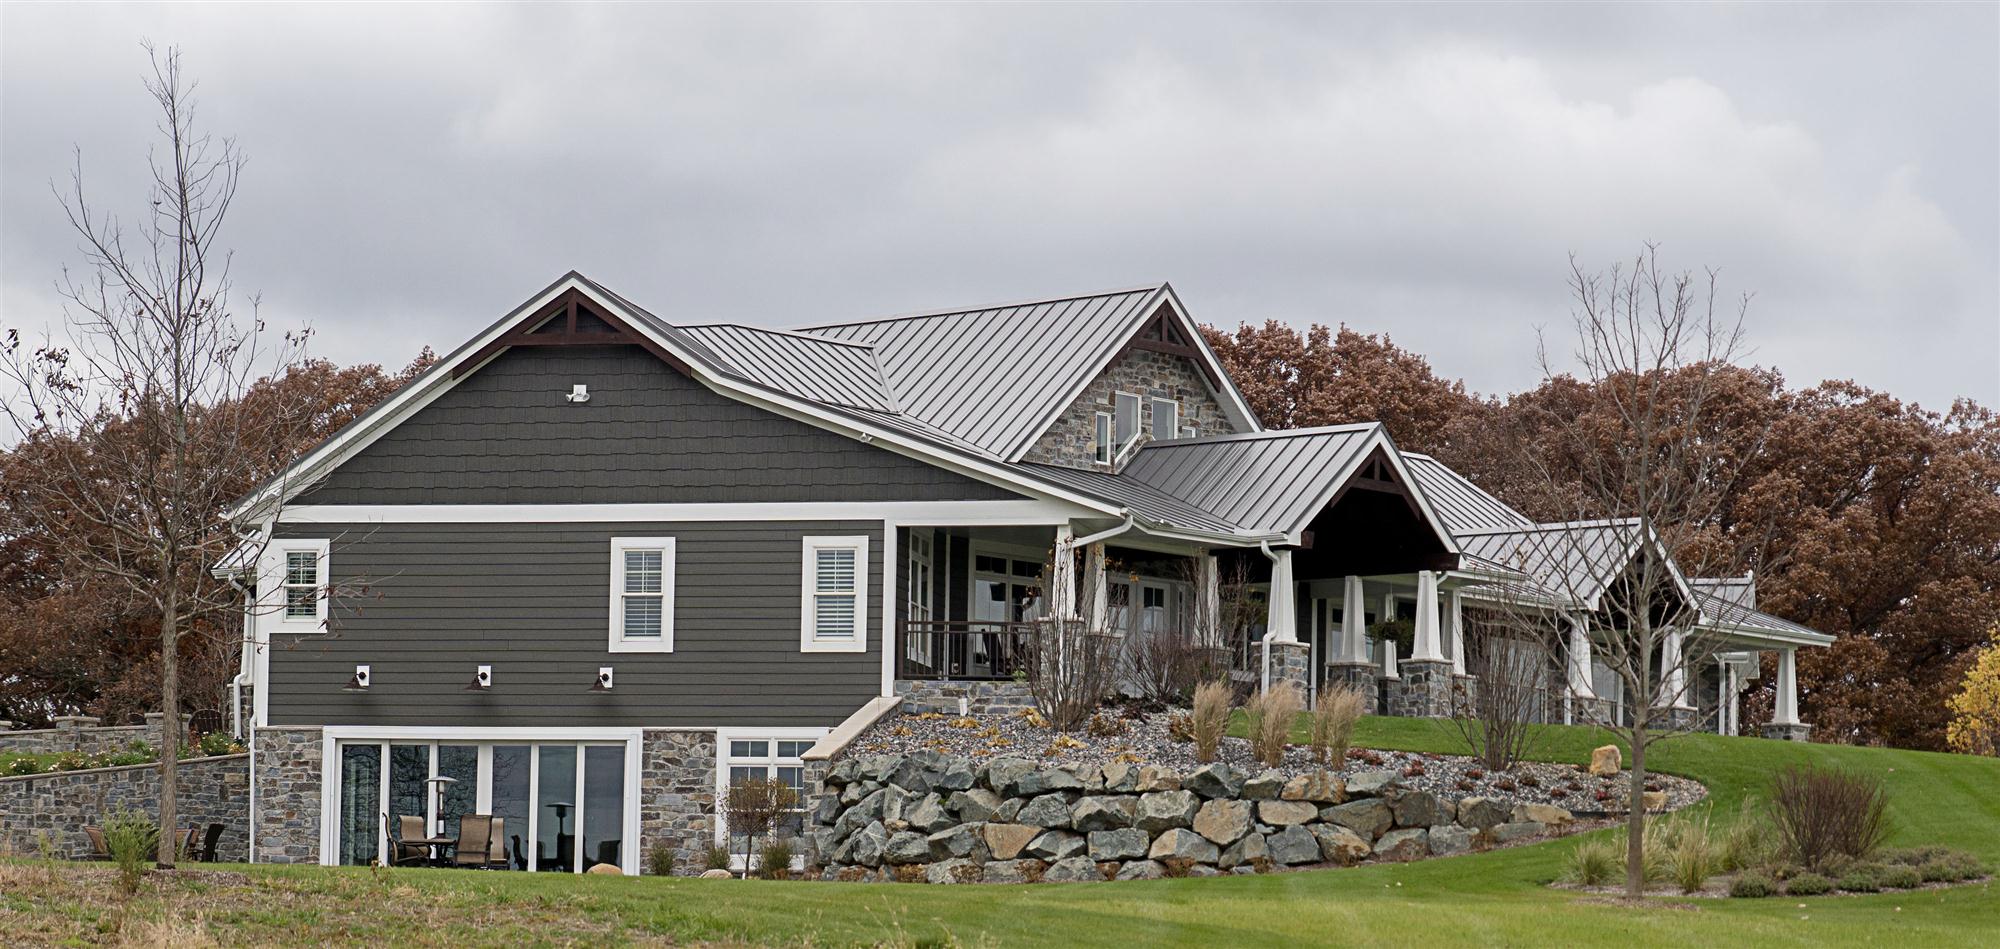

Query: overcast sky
left=4, top=2, right=1996, bottom=410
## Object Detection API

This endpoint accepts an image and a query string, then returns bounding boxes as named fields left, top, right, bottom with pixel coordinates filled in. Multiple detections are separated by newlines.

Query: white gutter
left=1072, top=514, right=1136, bottom=549
left=1257, top=539, right=1283, bottom=692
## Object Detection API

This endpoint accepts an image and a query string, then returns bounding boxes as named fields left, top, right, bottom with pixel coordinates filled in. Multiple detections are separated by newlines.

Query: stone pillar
left=1762, top=648, right=1812, bottom=741
left=1410, top=571, right=1445, bottom=663
left=1447, top=589, right=1467, bottom=676
left=251, top=726, right=323, bottom=864
left=639, top=729, right=719, bottom=874
left=1268, top=640, right=1311, bottom=697
left=51, top=715, right=101, bottom=752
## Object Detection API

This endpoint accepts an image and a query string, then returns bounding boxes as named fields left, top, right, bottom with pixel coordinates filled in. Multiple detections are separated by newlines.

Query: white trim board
left=276, top=500, right=1087, bottom=525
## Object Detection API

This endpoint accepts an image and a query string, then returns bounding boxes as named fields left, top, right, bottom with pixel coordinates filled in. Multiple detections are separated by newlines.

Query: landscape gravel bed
left=846, top=709, right=1705, bottom=814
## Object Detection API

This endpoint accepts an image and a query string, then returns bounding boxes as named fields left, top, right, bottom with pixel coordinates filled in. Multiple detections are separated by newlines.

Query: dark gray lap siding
left=268, top=521, right=883, bottom=727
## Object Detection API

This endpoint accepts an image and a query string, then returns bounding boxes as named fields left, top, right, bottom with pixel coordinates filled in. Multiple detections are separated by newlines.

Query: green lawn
left=6, top=718, right=1996, bottom=947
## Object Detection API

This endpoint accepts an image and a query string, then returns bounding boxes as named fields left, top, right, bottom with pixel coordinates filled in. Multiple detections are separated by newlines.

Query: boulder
left=925, top=858, right=981, bottom=884
left=1071, top=795, right=1138, bottom=832
left=1321, top=798, right=1394, bottom=840
left=1490, top=821, right=1544, bottom=844
left=903, top=793, right=953, bottom=833
left=1087, top=828, right=1150, bottom=862
left=1346, top=770, right=1402, bottom=798
left=1389, top=790, right=1443, bottom=829
left=838, top=788, right=888, bottom=834
left=1115, top=859, right=1166, bottom=880
left=996, top=798, right=1024, bottom=822
left=1135, top=790, right=1200, bottom=833
left=827, top=757, right=859, bottom=786
left=935, top=760, right=978, bottom=792
left=856, top=754, right=902, bottom=784
left=1218, top=831, right=1267, bottom=869
left=587, top=863, right=623, bottom=875
left=1017, top=793, right=1075, bottom=829
left=1187, top=865, right=1224, bottom=877
left=1148, top=827, right=1222, bottom=864
left=1310, top=824, right=1373, bottom=865
left=1588, top=745, right=1621, bottom=777
left=1642, top=791, right=1669, bottom=813
left=890, top=752, right=943, bottom=792
left=1042, top=856, right=1102, bottom=883
left=1455, top=796, right=1512, bottom=830
left=981, top=859, right=1043, bottom=884
left=839, top=782, right=869, bottom=806
left=1427, top=824, right=1473, bottom=856
left=811, top=793, right=841, bottom=827
left=811, top=825, right=844, bottom=862
left=927, top=823, right=986, bottom=861
left=981, top=823, right=1041, bottom=861
left=1281, top=773, right=1342, bottom=803
left=699, top=868, right=734, bottom=879
left=1374, top=828, right=1429, bottom=861
left=1184, top=763, right=1244, bottom=799
left=879, top=785, right=913, bottom=825
left=1025, top=830, right=1086, bottom=861
left=1266, top=825, right=1322, bottom=865
left=1100, top=760, right=1139, bottom=793
left=984, top=757, right=1039, bottom=795
left=1075, top=764, right=1105, bottom=792
left=849, top=820, right=888, bottom=867
left=1018, top=767, right=1085, bottom=797
left=1241, top=770, right=1286, bottom=799
left=948, top=788, right=1002, bottom=822
left=1512, top=803, right=1574, bottom=828
left=1134, top=765, right=1182, bottom=792
left=1256, top=800, right=1319, bottom=826
left=883, top=830, right=933, bottom=865
left=1192, top=799, right=1254, bottom=845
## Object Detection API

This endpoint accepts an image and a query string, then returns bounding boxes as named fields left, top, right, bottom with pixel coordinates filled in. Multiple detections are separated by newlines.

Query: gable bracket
left=451, top=288, right=697, bottom=379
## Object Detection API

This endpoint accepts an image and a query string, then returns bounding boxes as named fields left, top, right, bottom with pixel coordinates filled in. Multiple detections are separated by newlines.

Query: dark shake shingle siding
left=267, top=521, right=884, bottom=727
left=297, top=345, right=1019, bottom=505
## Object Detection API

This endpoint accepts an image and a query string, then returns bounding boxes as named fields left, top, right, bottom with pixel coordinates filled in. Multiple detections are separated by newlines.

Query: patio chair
left=383, top=813, right=428, bottom=867
left=481, top=818, right=510, bottom=870
left=82, top=826, right=111, bottom=861
left=198, top=823, right=224, bottom=862
left=452, top=815, right=493, bottom=868
left=511, top=834, right=527, bottom=871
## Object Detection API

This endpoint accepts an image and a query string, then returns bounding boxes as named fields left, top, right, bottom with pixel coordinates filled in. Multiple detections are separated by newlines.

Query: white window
left=718, top=734, right=819, bottom=862
left=906, top=530, right=934, bottom=667
left=1093, top=412, right=1114, bottom=465
left=270, top=540, right=328, bottom=628
left=609, top=537, right=675, bottom=652
left=1150, top=397, right=1179, bottom=441
left=802, top=535, right=869, bottom=652
left=1114, top=391, right=1142, bottom=454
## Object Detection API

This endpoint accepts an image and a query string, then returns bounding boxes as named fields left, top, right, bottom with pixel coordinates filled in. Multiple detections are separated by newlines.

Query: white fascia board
left=999, top=285, right=1169, bottom=463
left=1268, top=426, right=1461, bottom=555
left=276, top=499, right=1091, bottom=525
left=321, top=725, right=651, bottom=741
left=1696, top=622, right=1835, bottom=649
left=1157, top=283, right=1263, bottom=435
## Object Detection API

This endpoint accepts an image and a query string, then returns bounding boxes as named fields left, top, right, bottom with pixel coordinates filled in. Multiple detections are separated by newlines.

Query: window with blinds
left=801, top=536, right=869, bottom=652
left=609, top=538, right=675, bottom=652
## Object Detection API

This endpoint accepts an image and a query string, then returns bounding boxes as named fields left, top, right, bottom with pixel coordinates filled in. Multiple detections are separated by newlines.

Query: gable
left=299, top=344, right=1024, bottom=505
left=1019, top=346, right=1244, bottom=469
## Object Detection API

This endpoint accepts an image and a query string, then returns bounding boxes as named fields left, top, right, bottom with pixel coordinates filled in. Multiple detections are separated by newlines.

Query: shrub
left=1190, top=680, right=1231, bottom=764
left=1668, top=817, right=1716, bottom=894
left=758, top=839, right=795, bottom=880
left=1768, top=764, right=1888, bottom=870
left=1785, top=872, right=1833, bottom=896
left=647, top=847, right=677, bottom=877
left=1308, top=686, right=1366, bottom=769
left=102, top=808, right=158, bottom=895
left=704, top=845, right=734, bottom=871
left=196, top=731, right=244, bottom=756
left=1718, top=801, right=1775, bottom=872
left=1244, top=683, right=1303, bottom=768
left=1564, top=837, right=1621, bottom=886
left=1729, top=871, right=1776, bottom=898
left=1836, top=866, right=1882, bottom=893
left=1085, top=712, right=1126, bottom=738
left=1876, top=864, right=1922, bottom=889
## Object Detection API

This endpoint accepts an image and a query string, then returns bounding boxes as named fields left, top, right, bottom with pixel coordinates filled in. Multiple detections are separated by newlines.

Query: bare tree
left=1442, top=613, right=1555, bottom=772
left=0, top=46, right=313, bottom=868
left=1024, top=540, right=1120, bottom=731
left=1483, top=245, right=1780, bottom=898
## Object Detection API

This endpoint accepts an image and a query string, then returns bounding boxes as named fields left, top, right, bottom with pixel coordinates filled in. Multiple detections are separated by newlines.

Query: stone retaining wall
left=895, top=680, right=1037, bottom=717
left=806, top=752, right=1572, bottom=883
left=0, top=714, right=189, bottom=756
left=0, top=754, right=250, bottom=861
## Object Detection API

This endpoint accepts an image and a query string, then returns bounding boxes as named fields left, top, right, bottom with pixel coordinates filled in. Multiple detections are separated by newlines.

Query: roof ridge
left=1142, top=422, right=1380, bottom=448
left=679, top=323, right=880, bottom=350
left=790, top=283, right=1168, bottom=332
left=1455, top=516, right=1643, bottom=536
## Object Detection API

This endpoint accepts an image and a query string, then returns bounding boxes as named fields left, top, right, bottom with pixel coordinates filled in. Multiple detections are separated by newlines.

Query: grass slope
left=6, top=718, right=1996, bottom=947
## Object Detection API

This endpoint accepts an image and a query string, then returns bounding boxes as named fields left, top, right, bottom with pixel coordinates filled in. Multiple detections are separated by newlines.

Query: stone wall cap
left=0, top=752, right=248, bottom=784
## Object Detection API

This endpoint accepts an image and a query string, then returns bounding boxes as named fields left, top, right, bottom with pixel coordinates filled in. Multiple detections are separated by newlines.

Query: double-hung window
left=271, top=539, right=329, bottom=628
left=609, top=537, right=675, bottom=652
left=801, top=535, right=869, bottom=652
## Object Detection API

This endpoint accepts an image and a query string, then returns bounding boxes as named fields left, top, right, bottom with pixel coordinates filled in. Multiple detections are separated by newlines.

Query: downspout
left=1071, top=514, right=1136, bottom=551
left=1258, top=539, right=1282, bottom=692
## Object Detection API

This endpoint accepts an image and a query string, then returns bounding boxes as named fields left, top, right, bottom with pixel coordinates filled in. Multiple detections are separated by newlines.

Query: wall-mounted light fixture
left=343, top=665, right=371, bottom=692
left=465, top=664, right=492, bottom=691
left=567, top=384, right=590, bottom=403
left=590, top=667, right=614, bottom=692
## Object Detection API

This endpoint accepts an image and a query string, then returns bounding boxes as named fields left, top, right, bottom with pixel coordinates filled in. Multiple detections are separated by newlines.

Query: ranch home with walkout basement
left=217, top=273, right=1831, bottom=872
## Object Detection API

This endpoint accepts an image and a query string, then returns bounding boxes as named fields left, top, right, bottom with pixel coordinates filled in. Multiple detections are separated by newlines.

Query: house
left=221, top=273, right=1830, bottom=872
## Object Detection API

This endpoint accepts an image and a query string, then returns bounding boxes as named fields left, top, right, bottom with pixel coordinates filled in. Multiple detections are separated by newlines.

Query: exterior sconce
left=590, top=667, right=614, bottom=692
left=567, top=384, right=590, bottom=403
left=343, top=665, right=370, bottom=692
left=466, top=664, right=492, bottom=691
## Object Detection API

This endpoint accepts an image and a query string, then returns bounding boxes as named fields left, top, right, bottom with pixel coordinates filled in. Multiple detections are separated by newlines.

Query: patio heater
left=425, top=775, right=460, bottom=839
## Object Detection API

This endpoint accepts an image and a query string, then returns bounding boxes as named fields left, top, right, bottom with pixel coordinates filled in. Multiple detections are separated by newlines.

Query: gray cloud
left=4, top=2, right=1994, bottom=408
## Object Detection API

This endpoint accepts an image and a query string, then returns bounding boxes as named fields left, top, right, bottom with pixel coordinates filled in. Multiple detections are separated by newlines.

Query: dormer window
left=1093, top=412, right=1113, bottom=465
left=1114, top=392, right=1142, bottom=454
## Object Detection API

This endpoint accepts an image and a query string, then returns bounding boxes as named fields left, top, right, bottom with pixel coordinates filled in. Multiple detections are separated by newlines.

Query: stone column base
left=1391, top=660, right=1454, bottom=718
left=1267, top=641, right=1310, bottom=696
left=1565, top=694, right=1614, bottom=727
left=1656, top=706, right=1699, bottom=732
left=1321, top=662, right=1379, bottom=715
left=1761, top=722, right=1813, bottom=742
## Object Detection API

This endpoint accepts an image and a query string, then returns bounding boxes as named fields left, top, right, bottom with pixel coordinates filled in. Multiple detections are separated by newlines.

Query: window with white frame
left=609, top=537, right=675, bottom=652
left=722, top=737, right=815, bottom=855
left=1150, top=397, right=1179, bottom=441
left=801, top=535, right=869, bottom=652
left=1113, top=391, right=1142, bottom=454
left=905, top=530, right=934, bottom=667
left=1093, top=412, right=1114, bottom=465
left=272, top=540, right=328, bottom=627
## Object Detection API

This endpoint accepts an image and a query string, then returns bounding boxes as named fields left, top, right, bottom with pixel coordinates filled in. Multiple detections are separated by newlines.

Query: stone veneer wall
left=895, top=680, right=1037, bottom=717
left=252, top=726, right=323, bottom=864
left=0, top=754, right=249, bottom=860
left=0, top=715, right=188, bottom=756
left=639, top=729, right=718, bottom=873
left=805, top=752, right=1572, bottom=883
left=1021, top=349, right=1238, bottom=469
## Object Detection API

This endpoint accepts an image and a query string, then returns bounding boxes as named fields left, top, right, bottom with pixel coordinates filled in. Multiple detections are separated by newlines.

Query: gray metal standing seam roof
left=1015, top=463, right=1247, bottom=535
left=793, top=286, right=1168, bottom=459
left=1454, top=519, right=1645, bottom=608
left=1402, top=453, right=1535, bottom=535
left=678, top=324, right=898, bottom=412
left=1113, top=425, right=1383, bottom=536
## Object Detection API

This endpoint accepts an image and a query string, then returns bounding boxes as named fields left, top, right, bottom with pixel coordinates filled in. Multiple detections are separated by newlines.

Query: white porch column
left=1084, top=542, right=1108, bottom=631
left=1264, top=548, right=1298, bottom=644
left=1716, top=657, right=1734, bottom=735
left=1448, top=589, right=1467, bottom=676
left=1340, top=575, right=1367, bottom=662
left=1054, top=525, right=1078, bottom=619
left=1565, top=615, right=1596, bottom=698
left=1773, top=648, right=1800, bottom=725
left=1656, top=627, right=1688, bottom=708
left=1379, top=592, right=1399, bottom=680
left=1410, top=570, right=1446, bottom=663
left=1197, top=553, right=1220, bottom=646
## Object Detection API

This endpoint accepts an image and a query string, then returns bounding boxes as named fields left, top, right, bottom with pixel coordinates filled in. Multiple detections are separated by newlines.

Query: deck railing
left=896, top=620, right=1037, bottom=681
